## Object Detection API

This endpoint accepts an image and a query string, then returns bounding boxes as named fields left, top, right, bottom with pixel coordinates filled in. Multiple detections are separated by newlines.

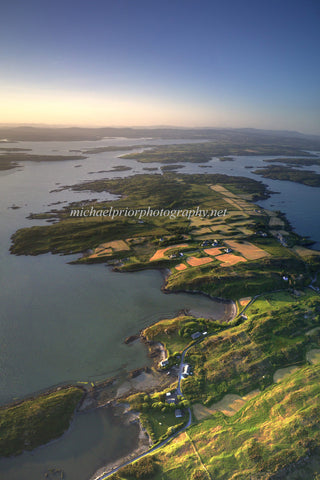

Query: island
left=263, top=157, right=320, bottom=167
left=120, top=142, right=314, bottom=164
left=0, top=152, right=87, bottom=171
left=253, top=165, right=320, bottom=187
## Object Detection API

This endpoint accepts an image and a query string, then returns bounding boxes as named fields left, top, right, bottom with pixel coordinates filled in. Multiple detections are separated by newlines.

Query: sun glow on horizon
left=1, top=1, right=319, bottom=135
left=1, top=86, right=318, bottom=134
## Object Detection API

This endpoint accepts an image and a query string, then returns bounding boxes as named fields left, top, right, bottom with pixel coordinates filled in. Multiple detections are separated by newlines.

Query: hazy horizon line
left=1, top=122, right=319, bottom=137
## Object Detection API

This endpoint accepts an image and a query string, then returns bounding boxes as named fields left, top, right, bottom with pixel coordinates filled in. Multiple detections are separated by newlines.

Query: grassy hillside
left=158, top=364, right=320, bottom=480
left=143, top=315, right=229, bottom=358
left=112, top=292, right=320, bottom=480
left=182, top=291, right=320, bottom=404
left=112, top=364, right=320, bottom=480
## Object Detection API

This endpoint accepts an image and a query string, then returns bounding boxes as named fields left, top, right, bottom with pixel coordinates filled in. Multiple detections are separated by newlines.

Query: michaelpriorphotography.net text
left=69, top=206, right=229, bottom=220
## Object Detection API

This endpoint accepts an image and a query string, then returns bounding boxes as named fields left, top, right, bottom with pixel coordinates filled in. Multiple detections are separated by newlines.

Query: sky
left=1, top=0, right=320, bottom=134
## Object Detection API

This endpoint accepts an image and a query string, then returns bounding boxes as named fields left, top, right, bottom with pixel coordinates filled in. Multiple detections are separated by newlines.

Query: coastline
left=0, top=277, right=236, bottom=466
left=75, top=286, right=238, bottom=479
left=161, top=286, right=237, bottom=322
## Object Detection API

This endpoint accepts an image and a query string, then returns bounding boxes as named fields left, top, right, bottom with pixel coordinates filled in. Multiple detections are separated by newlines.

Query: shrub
left=192, top=470, right=208, bottom=480
left=120, top=456, right=158, bottom=479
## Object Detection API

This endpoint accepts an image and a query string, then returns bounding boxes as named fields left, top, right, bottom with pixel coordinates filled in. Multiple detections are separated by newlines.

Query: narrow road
left=94, top=288, right=287, bottom=479
left=95, top=342, right=196, bottom=480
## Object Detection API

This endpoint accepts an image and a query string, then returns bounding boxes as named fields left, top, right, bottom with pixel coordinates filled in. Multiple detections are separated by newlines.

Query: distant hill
left=1, top=125, right=320, bottom=149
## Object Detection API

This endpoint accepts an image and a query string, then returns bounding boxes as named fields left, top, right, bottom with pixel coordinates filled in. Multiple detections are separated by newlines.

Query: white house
left=182, top=364, right=191, bottom=377
left=160, top=358, right=169, bottom=367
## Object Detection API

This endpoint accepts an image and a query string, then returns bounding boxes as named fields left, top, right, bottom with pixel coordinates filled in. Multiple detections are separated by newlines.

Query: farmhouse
left=160, top=359, right=169, bottom=367
left=182, top=364, right=191, bottom=377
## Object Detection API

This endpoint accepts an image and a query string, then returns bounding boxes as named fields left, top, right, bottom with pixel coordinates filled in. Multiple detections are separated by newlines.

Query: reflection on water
left=0, top=406, right=139, bottom=480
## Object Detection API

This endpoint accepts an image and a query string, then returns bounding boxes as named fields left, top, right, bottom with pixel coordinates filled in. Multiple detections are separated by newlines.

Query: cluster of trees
left=155, top=234, right=186, bottom=246
left=178, top=318, right=224, bottom=339
left=181, top=367, right=206, bottom=403
left=128, top=392, right=189, bottom=413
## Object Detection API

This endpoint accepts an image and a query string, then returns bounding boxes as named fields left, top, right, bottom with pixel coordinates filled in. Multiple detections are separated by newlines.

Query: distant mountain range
left=0, top=125, right=319, bottom=148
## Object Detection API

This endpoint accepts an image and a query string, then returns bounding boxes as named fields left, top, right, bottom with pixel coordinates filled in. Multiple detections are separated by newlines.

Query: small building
left=191, top=331, right=202, bottom=340
left=165, top=391, right=178, bottom=404
left=167, top=397, right=176, bottom=404
left=201, top=240, right=211, bottom=247
left=160, top=359, right=169, bottom=367
left=202, top=331, right=208, bottom=336
left=225, top=247, right=232, bottom=253
left=282, top=276, right=289, bottom=281
left=175, top=409, right=184, bottom=418
left=182, top=364, right=191, bottom=377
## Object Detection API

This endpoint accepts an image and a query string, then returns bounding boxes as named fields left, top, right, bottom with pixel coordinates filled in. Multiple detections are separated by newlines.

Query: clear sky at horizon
left=1, top=0, right=320, bottom=134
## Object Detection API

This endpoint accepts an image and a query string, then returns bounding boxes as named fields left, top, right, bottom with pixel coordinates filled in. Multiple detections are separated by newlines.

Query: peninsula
left=5, top=171, right=320, bottom=479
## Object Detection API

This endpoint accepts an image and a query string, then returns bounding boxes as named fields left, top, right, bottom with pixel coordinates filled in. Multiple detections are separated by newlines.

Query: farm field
left=193, top=389, right=259, bottom=419
left=11, top=173, right=320, bottom=301
left=224, top=240, right=269, bottom=260
left=217, top=252, right=247, bottom=265
left=175, top=263, right=187, bottom=271
left=149, top=244, right=189, bottom=261
left=186, top=256, right=213, bottom=267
